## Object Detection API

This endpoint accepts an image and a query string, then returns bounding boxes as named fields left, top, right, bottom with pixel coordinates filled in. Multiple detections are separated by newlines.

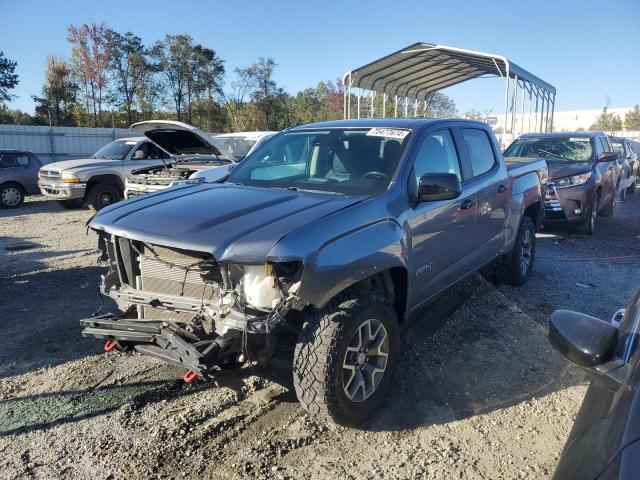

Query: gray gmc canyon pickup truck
left=81, top=119, right=547, bottom=425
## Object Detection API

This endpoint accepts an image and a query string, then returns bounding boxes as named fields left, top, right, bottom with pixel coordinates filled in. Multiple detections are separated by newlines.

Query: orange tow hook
left=183, top=370, right=199, bottom=383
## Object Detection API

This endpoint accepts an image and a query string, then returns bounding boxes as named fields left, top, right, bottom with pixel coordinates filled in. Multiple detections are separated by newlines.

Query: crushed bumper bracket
left=80, top=314, right=219, bottom=377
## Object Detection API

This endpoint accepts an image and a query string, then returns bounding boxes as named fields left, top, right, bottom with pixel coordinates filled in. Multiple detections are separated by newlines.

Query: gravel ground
left=1, top=193, right=639, bottom=479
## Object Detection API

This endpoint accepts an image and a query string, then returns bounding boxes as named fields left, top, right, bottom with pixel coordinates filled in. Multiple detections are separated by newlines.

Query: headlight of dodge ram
left=61, top=172, right=82, bottom=183
left=554, top=172, right=591, bottom=188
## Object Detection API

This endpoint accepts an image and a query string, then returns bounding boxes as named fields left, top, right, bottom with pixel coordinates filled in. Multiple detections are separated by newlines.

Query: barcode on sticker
left=366, top=128, right=410, bottom=140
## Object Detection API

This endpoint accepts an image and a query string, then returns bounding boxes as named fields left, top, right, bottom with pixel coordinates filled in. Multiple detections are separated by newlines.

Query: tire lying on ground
left=293, top=291, right=400, bottom=427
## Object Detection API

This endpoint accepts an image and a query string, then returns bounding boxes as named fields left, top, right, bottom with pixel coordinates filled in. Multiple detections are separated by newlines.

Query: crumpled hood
left=90, top=183, right=364, bottom=263
left=42, top=158, right=121, bottom=172
left=547, top=162, right=593, bottom=180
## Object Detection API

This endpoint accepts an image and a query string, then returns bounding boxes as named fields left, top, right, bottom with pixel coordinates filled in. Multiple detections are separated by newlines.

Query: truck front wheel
left=293, top=292, right=399, bottom=426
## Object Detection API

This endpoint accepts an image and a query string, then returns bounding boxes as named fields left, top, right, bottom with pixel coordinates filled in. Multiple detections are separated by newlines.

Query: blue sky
left=1, top=0, right=639, bottom=116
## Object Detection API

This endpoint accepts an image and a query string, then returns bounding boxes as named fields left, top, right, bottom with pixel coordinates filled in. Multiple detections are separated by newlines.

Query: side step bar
left=80, top=314, right=218, bottom=376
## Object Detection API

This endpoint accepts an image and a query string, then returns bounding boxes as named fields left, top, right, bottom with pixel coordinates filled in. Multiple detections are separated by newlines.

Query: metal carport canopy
left=343, top=42, right=557, bottom=134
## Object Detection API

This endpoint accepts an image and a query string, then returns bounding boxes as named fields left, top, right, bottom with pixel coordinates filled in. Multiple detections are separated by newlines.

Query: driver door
left=407, top=128, right=477, bottom=309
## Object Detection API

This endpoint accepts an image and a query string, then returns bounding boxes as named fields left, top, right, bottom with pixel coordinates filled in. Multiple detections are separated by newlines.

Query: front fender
left=296, top=219, right=407, bottom=309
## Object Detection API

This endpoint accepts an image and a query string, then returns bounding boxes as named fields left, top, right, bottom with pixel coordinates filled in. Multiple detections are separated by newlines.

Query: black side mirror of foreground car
left=549, top=310, right=626, bottom=389
left=416, top=173, right=462, bottom=202
left=598, top=151, right=619, bottom=162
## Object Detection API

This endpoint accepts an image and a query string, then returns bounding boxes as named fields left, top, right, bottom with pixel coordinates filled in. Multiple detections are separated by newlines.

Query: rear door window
left=461, top=128, right=496, bottom=177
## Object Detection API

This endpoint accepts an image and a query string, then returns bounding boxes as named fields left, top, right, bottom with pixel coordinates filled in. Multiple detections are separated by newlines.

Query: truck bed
left=505, top=156, right=547, bottom=179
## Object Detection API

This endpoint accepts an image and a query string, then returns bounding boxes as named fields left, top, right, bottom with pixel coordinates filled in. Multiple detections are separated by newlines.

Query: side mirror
left=549, top=310, right=618, bottom=367
left=415, top=173, right=461, bottom=202
left=598, top=151, right=619, bottom=162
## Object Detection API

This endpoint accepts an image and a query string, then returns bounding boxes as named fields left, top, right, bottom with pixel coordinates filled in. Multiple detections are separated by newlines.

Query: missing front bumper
left=80, top=314, right=234, bottom=377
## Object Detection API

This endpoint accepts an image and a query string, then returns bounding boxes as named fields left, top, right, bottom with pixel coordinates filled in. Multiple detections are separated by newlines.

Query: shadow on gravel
left=0, top=265, right=114, bottom=379
left=0, top=379, right=206, bottom=436
left=0, top=235, right=94, bottom=275
left=367, top=274, right=586, bottom=433
left=0, top=196, right=87, bottom=219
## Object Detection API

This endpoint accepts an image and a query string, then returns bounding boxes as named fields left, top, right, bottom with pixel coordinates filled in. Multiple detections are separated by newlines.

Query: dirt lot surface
left=1, top=193, right=639, bottom=479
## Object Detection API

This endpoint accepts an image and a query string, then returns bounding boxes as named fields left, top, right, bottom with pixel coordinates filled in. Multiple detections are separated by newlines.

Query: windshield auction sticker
left=366, top=128, right=410, bottom=140
left=569, top=137, right=590, bottom=142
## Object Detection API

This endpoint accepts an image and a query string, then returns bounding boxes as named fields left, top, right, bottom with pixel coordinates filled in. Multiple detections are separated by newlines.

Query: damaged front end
left=82, top=232, right=305, bottom=378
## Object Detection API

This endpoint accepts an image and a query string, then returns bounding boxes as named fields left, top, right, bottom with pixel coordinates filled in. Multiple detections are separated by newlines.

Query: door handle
left=497, top=184, right=508, bottom=193
left=460, top=199, right=475, bottom=210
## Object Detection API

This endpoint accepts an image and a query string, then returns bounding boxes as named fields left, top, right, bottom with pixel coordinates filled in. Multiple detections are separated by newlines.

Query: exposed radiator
left=137, top=244, right=219, bottom=320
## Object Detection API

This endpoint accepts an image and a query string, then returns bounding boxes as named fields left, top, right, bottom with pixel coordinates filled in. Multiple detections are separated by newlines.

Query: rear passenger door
left=407, top=128, right=477, bottom=307
left=458, top=127, right=510, bottom=265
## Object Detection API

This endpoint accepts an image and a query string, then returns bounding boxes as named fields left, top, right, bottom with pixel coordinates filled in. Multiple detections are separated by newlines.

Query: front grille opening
left=138, top=243, right=221, bottom=301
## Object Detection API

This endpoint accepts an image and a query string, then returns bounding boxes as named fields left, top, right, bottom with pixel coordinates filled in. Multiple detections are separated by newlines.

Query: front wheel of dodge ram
left=293, top=292, right=399, bottom=426
left=87, top=183, right=122, bottom=211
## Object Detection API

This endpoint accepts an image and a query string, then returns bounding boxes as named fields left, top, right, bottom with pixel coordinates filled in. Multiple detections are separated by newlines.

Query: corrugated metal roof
left=346, top=42, right=555, bottom=99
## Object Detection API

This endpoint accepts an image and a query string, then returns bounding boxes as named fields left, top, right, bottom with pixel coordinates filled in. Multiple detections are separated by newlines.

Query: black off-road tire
left=600, top=186, right=617, bottom=217
left=57, top=199, right=84, bottom=209
left=293, top=291, right=400, bottom=427
left=580, top=194, right=598, bottom=236
left=0, top=183, right=24, bottom=208
left=497, top=216, right=536, bottom=286
left=87, top=183, right=122, bottom=212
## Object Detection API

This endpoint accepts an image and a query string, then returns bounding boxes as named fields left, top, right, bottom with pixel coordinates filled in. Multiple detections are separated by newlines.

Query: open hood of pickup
left=131, top=120, right=222, bottom=157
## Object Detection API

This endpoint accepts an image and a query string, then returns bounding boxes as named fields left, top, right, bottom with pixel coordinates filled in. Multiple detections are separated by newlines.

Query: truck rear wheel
left=293, top=292, right=399, bottom=426
left=497, top=216, right=536, bottom=286
left=87, top=183, right=122, bottom=212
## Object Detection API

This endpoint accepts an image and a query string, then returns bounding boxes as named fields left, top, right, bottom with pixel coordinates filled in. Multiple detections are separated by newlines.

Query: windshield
left=227, top=128, right=410, bottom=195
left=92, top=139, right=137, bottom=160
left=504, top=137, right=593, bottom=163
left=212, top=136, right=257, bottom=161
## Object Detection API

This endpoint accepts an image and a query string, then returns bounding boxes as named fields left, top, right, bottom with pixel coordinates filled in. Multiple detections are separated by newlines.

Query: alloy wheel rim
left=520, top=229, right=532, bottom=273
left=342, top=318, right=389, bottom=402
left=2, top=187, right=21, bottom=206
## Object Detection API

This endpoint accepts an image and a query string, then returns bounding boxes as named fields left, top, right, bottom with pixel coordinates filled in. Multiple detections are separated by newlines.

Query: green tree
left=590, top=105, right=622, bottom=131
left=32, top=55, right=78, bottom=126
left=106, top=30, right=150, bottom=125
left=250, top=58, right=288, bottom=130
left=0, top=51, right=19, bottom=103
left=67, top=23, right=112, bottom=126
left=625, top=105, right=640, bottom=130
